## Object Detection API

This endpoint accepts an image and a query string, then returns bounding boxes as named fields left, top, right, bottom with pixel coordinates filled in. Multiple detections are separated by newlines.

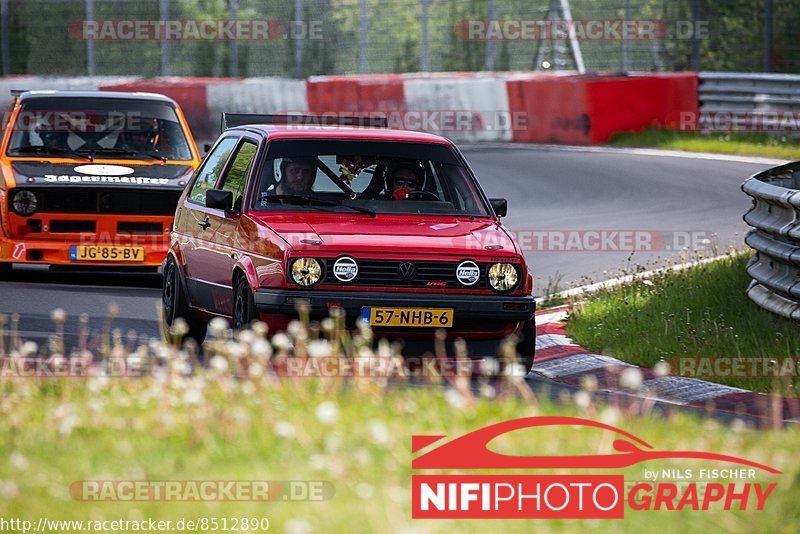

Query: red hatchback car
left=162, top=116, right=536, bottom=371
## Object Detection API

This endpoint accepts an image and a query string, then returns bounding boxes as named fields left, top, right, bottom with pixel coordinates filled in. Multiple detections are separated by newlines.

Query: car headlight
left=488, top=263, right=519, bottom=292
left=290, top=258, right=323, bottom=287
left=12, top=190, right=37, bottom=216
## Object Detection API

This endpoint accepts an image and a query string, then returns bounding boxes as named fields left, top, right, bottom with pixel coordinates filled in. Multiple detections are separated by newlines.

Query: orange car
left=0, top=90, right=201, bottom=274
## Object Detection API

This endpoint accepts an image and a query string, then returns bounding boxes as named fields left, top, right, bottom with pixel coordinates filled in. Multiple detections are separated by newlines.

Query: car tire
left=516, top=317, right=536, bottom=375
left=232, top=274, right=257, bottom=330
left=0, top=263, right=11, bottom=279
left=162, top=257, right=207, bottom=346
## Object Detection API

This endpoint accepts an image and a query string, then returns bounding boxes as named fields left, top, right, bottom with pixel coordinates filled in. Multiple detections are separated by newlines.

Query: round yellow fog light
left=290, top=258, right=322, bottom=287
left=488, top=263, right=519, bottom=292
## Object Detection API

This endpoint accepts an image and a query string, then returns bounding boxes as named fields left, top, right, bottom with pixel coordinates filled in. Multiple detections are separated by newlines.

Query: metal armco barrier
left=699, top=72, right=800, bottom=132
left=742, top=162, right=800, bottom=321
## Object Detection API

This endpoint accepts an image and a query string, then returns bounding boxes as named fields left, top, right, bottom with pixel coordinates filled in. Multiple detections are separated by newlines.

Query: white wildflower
left=284, top=519, right=313, bottom=534
left=274, top=421, right=295, bottom=438
left=271, top=333, right=292, bottom=352
left=619, top=367, right=644, bottom=390
left=653, top=361, right=671, bottom=377
left=9, top=452, right=28, bottom=471
left=315, top=401, right=339, bottom=425
left=307, top=339, right=332, bottom=358
left=368, top=420, right=390, bottom=446
left=208, top=317, right=229, bottom=338
left=209, top=355, right=229, bottom=373
left=251, top=339, right=273, bottom=360
left=356, top=483, right=374, bottom=500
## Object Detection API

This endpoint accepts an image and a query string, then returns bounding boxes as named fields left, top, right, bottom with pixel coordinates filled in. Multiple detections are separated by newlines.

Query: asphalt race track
left=0, top=145, right=782, bottom=351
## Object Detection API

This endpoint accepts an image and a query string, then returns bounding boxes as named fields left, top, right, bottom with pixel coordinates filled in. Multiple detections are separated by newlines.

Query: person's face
left=392, top=169, right=418, bottom=192
left=283, top=163, right=315, bottom=194
left=128, top=131, right=151, bottom=147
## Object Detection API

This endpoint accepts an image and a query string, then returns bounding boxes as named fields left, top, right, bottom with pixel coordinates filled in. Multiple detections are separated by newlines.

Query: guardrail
left=742, top=162, right=800, bottom=321
left=699, top=72, right=800, bottom=132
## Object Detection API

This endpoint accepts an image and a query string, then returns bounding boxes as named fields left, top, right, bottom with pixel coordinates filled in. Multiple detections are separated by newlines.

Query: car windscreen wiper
left=265, top=194, right=376, bottom=217
left=10, top=145, right=93, bottom=161
left=78, top=147, right=167, bottom=161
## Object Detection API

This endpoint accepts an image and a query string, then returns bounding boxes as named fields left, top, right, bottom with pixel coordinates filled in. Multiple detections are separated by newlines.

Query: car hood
left=255, top=214, right=519, bottom=256
left=8, top=161, right=193, bottom=190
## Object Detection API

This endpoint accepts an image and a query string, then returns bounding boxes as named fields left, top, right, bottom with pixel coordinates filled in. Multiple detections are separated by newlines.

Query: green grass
left=566, top=253, right=800, bottom=395
left=0, top=375, right=798, bottom=533
left=610, top=129, right=800, bottom=160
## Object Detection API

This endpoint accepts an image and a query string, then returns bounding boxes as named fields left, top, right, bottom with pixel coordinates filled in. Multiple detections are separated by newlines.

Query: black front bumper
left=253, top=289, right=536, bottom=323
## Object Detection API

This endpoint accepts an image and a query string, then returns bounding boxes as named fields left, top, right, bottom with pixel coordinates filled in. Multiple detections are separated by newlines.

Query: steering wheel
left=407, top=190, right=439, bottom=200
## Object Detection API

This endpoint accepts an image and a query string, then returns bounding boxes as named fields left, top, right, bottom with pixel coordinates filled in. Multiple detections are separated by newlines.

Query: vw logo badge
left=398, top=262, right=417, bottom=280
left=333, top=256, right=358, bottom=282
left=456, top=260, right=480, bottom=286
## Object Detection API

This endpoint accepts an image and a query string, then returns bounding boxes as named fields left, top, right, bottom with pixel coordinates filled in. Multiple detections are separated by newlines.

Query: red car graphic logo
left=412, top=416, right=780, bottom=473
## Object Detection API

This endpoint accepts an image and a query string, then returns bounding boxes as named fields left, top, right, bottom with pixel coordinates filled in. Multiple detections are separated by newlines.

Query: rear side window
left=188, top=137, right=237, bottom=205
left=220, top=141, right=258, bottom=212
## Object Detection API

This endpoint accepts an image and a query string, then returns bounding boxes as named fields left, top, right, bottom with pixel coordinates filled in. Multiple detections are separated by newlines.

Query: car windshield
left=6, top=97, right=193, bottom=161
left=252, top=139, right=490, bottom=217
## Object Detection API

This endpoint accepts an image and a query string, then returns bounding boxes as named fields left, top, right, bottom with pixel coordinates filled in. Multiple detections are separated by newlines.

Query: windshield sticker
left=42, top=174, right=170, bottom=185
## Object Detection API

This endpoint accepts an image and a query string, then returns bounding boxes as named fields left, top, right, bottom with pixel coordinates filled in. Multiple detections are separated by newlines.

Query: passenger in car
left=385, top=159, right=425, bottom=200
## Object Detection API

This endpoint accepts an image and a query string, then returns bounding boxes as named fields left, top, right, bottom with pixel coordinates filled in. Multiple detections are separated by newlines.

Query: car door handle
left=198, top=216, right=211, bottom=230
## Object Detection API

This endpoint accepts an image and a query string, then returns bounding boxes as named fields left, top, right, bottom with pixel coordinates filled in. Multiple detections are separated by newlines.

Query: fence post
left=764, top=0, right=773, bottom=72
left=86, top=0, right=96, bottom=75
left=1, top=0, right=9, bottom=76
left=160, top=0, right=170, bottom=76
left=690, top=0, right=700, bottom=71
left=484, top=0, right=495, bottom=71
left=294, top=0, right=303, bottom=78
left=622, top=0, right=631, bottom=71
left=229, top=0, right=239, bottom=77
left=359, top=0, right=368, bottom=73
left=420, top=0, right=429, bottom=72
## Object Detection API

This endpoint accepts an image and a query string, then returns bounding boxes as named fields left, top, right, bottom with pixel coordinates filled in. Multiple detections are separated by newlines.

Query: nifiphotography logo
left=411, top=417, right=780, bottom=519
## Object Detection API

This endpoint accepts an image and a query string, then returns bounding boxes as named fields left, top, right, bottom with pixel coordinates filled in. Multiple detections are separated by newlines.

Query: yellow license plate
left=69, top=245, right=145, bottom=263
left=361, top=307, right=453, bottom=328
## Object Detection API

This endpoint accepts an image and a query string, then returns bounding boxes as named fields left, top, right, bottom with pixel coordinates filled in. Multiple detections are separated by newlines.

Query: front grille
left=118, top=222, right=163, bottom=234
left=50, top=220, right=96, bottom=233
left=27, top=188, right=182, bottom=216
left=323, top=259, right=488, bottom=289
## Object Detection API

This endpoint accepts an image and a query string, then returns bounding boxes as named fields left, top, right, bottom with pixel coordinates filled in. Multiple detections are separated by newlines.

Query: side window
left=220, top=141, right=258, bottom=212
left=187, top=137, right=237, bottom=205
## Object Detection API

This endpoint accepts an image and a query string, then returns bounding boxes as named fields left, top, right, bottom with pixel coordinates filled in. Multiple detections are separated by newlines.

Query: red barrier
left=507, top=72, right=698, bottom=144
left=306, top=74, right=405, bottom=115
left=585, top=73, right=698, bottom=143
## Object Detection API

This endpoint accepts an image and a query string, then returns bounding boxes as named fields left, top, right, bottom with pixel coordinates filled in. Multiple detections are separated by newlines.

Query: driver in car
left=275, top=157, right=317, bottom=196
left=386, top=159, right=425, bottom=200
left=119, top=119, right=159, bottom=153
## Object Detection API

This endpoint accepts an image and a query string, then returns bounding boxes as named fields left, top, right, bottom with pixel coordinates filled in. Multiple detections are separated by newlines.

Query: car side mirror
left=203, top=142, right=213, bottom=156
left=490, top=198, right=508, bottom=218
left=206, top=189, right=233, bottom=213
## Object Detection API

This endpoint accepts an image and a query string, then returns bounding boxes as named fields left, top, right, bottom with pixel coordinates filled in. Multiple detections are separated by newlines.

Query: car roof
left=228, top=124, right=453, bottom=144
left=17, top=90, right=179, bottom=106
